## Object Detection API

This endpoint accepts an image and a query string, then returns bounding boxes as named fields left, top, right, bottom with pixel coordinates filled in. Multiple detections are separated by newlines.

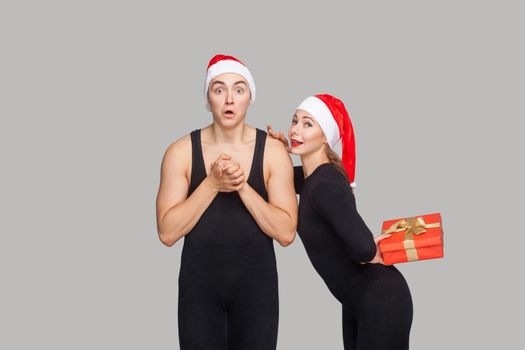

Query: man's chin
left=214, top=117, right=245, bottom=128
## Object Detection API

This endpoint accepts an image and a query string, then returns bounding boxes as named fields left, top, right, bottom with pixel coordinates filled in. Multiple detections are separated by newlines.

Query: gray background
left=1, top=0, right=524, bottom=348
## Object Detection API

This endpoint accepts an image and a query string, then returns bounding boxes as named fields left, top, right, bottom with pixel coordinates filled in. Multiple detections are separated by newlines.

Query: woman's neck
left=300, top=148, right=330, bottom=178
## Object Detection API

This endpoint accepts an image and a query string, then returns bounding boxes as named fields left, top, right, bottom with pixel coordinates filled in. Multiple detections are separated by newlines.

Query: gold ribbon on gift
left=382, top=216, right=441, bottom=261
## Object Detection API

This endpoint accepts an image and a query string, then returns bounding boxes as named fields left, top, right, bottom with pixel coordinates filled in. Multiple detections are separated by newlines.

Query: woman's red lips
left=291, top=139, right=303, bottom=147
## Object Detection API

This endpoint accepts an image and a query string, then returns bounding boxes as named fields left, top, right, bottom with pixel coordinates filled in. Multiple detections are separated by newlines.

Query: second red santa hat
left=296, top=94, right=357, bottom=188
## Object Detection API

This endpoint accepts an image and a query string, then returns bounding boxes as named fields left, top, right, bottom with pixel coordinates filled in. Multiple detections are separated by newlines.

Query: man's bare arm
left=237, top=138, right=298, bottom=247
left=156, top=136, right=220, bottom=246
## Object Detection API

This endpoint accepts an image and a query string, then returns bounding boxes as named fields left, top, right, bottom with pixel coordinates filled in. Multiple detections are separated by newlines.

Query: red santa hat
left=204, top=54, right=256, bottom=105
left=296, top=94, right=357, bottom=188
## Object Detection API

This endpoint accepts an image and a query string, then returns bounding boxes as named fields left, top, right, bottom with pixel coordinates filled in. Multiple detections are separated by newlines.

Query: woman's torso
left=297, top=163, right=410, bottom=312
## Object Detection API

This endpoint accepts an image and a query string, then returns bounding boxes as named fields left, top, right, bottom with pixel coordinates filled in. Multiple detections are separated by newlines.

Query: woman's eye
left=236, top=88, right=244, bottom=94
left=291, top=120, right=297, bottom=125
left=216, top=88, right=223, bottom=94
left=305, top=122, right=312, bottom=127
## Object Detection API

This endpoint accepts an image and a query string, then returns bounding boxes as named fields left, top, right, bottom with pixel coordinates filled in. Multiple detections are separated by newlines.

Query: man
left=156, top=54, right=297, bottom=350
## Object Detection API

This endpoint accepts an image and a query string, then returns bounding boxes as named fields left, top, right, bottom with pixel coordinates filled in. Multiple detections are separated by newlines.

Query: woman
left=156, top=54, right=297, bottom=350
left=268, top=94, right=413, bottom=349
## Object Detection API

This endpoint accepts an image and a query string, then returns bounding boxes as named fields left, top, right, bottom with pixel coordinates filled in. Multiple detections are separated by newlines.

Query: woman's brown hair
left=325, top=145, right=350, bottom=183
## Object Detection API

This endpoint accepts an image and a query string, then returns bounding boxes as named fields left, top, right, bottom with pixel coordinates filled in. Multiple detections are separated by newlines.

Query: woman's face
left=207, top=73, right=251, bottom=128
left=288, top=110, right=327, bottom=156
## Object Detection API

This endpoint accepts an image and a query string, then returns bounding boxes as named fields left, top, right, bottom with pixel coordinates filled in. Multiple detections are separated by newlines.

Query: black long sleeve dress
left=294, top=163, right=413, bottom=350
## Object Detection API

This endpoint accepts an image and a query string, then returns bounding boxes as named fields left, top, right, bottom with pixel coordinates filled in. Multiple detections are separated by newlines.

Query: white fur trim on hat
left=204, top=60, right=256, bottom=103
left=296, top=96, right=340, bottom=148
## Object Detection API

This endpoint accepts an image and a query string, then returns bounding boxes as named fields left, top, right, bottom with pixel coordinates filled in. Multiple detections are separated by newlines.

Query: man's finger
left=225, top=167, right=240, bottom=175
left=230, top=169, right=244, bottom=179
left=232, top=175, right=244, bottom=186
left=222, top=163, right=239, bottom=173
left=216, top=153, right=232, bottom=162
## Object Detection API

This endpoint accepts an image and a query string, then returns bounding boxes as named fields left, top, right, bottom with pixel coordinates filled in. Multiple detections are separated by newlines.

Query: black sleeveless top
left=181, top=128, right=277, bottom=273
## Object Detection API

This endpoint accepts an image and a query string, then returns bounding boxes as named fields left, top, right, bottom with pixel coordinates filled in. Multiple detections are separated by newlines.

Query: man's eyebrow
left=210, top=80, right=247, bottom=87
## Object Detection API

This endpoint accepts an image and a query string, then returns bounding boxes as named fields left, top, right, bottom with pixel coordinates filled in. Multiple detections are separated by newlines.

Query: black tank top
left=181, top=128, right=276, bottom=271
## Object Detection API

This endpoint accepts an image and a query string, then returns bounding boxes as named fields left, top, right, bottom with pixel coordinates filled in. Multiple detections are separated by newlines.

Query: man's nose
left=226, top=90, right=234, bottom=104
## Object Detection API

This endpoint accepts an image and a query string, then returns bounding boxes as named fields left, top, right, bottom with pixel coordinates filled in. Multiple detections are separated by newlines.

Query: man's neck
left=207, top=123, right=251, bottom=144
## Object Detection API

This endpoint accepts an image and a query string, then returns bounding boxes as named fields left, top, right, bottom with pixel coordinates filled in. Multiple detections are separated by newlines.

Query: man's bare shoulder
left=163, top=134, right=192, bottom=169
left=265, top=135, right=288, bottom=155
left=165, top=134, right=191, bottom=155
left=264, top=135, right=292, bottom=172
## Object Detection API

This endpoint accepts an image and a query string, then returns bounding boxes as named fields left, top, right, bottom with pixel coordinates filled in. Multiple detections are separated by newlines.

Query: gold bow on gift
left=382, top=216, right=441, bottom=261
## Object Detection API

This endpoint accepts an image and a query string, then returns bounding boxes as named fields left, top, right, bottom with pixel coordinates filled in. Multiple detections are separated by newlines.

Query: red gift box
left=379, top=213, right=444, bottom=265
